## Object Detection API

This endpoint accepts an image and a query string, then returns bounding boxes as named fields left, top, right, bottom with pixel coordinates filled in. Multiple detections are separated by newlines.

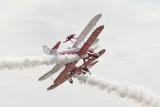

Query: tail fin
left=50, top=41, right=61, bottom=54
left=43, top=41, right=61, bottom=55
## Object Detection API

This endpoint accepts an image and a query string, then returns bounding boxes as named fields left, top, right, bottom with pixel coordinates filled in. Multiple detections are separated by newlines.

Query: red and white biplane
left=39, top=14, right=106, bottom=90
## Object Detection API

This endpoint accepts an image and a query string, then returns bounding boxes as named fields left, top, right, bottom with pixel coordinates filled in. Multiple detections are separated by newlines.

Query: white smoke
left=0, top=54, right=80, bottom=70
left=77, top=75, right=160, bottom=107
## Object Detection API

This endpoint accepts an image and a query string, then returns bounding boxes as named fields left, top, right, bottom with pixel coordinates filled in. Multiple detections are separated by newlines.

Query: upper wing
left=78, top=25, right=104, bottom=56
left=72, top=14, right=102, bottom=48
left=38, top=63, right=64, bottom=81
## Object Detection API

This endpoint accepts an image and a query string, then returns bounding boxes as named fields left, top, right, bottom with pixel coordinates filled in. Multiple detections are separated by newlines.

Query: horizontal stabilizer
left=43, top=46, right=51, bottom=55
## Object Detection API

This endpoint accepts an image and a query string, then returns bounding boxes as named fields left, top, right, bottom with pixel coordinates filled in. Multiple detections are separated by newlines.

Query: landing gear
left=83, top=66, right=89, bottom=71
left=81, top=66, right=91, bottom=75
left=83, top=72, right=86, bottom=75
left=81, top=70, right=86, bottom=75
left=69, top=79, right=73, bottom=84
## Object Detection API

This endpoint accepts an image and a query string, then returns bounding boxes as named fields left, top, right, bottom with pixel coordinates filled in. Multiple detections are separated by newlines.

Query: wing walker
left=39, top=14, right=106, bottom=90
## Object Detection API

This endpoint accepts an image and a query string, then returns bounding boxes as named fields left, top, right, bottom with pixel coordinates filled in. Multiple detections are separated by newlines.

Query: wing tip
left=47, top=84, right=56, bottom=90
left=94, top=14, right=102, bottom=20
left=97, top=13, right=102, bottom=17
left=38, top=77, right=44, bottom=81
left=38, top=72, right=51, bottom=81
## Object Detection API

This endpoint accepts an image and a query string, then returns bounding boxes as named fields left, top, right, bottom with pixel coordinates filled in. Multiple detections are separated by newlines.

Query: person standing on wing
left=63, top=34, right=76, bottom=43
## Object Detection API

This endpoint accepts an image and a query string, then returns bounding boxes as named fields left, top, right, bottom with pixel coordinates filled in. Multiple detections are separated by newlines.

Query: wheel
left=69, top=79, right=73, bottom=84
left=83, top=72, right=86, bottom=75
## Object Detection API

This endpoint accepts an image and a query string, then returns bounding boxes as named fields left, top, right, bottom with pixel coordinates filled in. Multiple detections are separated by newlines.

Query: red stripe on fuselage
left=58, top=49, right=94, bottom=55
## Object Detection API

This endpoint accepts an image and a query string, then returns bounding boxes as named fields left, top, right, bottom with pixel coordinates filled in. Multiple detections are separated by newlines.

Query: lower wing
left=47, top=73, right=73, bottom=90
left=54, top=61, right=78, bottom=84
left=38, top=63, right=64, bottom=81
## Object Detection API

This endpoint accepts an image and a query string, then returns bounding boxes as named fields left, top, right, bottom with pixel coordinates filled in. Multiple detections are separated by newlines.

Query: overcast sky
left=0, top=0, right=160, bottom=107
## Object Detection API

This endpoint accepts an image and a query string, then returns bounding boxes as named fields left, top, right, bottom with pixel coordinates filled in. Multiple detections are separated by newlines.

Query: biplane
left=39, top=14, right=106, bottom=90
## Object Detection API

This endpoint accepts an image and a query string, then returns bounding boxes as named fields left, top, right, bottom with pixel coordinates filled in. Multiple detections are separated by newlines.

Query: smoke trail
left=77, top=75, right=160, bottom=107
left=0, top=54, right=80, bottom=70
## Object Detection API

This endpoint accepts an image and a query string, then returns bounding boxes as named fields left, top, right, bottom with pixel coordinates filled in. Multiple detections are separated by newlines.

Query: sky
left=0, top=0, right=160, bottom=107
